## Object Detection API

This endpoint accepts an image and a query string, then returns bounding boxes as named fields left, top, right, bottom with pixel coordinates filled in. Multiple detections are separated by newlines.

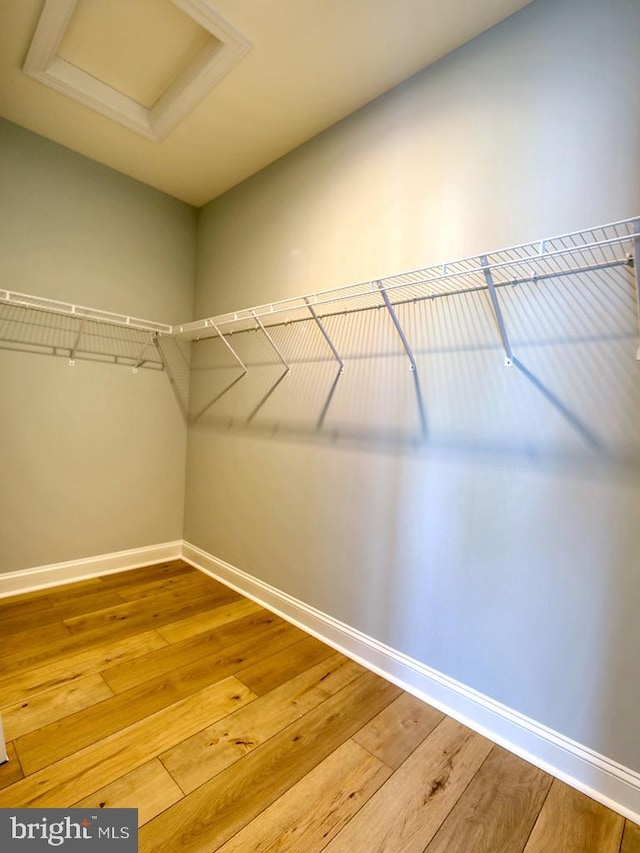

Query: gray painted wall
left=185, top=0, right=640, bottom=772
left=0, top=119, right=196, bottom=572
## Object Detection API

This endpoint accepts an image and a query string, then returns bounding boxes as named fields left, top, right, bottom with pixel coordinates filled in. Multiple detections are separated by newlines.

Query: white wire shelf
left=2, top=216, right=639, bottom=381
left=3, top=214, right=638, bottom=437
left=172, top=216, right=640, bottom=341
left=0, top=290, right=172, bottom=335
left=0, top=302, right=166, bottom=370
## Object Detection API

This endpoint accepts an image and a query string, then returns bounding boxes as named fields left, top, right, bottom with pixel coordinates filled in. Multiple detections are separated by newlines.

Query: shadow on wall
left=0, top=305, right=192, bottom=415
left=187, top=257, right=640, bottom=772
left=3, top=260, right=639, bottom=479
left=189, top=262, right=640, bottom=478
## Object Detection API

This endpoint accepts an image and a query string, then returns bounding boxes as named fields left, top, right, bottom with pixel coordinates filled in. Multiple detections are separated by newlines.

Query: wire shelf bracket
left=68, top=318, right=86, bottom=366
left=207, top=319, right=248, bottom=374
left=376, top=280, right=428, bottom=436
left=251, top=310, right=291, bottom=375
left=304, top=297, right=344, bottom=373
left=376, top=280, right=418, bottom=372
left=481, top=256, right=514, bottom=367
left=132, top=331, right=158, bottom=373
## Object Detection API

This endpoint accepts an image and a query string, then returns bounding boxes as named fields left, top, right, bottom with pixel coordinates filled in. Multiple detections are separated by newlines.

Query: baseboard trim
left=0, top=541, right=183, bottom=598
left=182, top=540, right=640, bottom=823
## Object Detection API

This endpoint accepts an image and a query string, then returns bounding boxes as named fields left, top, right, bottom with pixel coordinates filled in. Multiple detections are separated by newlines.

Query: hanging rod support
left=68, top=318, right=86, bottom=366
left=304, top=298, right=344, bottom=373
left=376, top=281, right=427, bottom=437
left=481, top=256, right=514, bottom=367
left=376, top=281, right=417, bottom=371
left=634, top=220, right=640, bottom=361
left=251, top=310, right=291, bottom=375
left=209, top=319, right=248, bottom=373
left=133, top=331, right=157, bottom=373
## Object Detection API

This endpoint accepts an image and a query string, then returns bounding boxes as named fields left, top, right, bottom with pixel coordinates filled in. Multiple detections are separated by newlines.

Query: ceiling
left=0, top=0, right=533, bottom=207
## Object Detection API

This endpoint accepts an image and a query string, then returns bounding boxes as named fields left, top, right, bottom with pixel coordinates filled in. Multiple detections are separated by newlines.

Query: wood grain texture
left=0, top=596, right=54, bottom=622
left=0, top=606, right=72, bottom=639
left=0, top=677, right=255, bottom=808
left=0, top=577, right=102, bottom=605
left=0, top=622, right=158, bottom=681
left=16, top=621, right=304, bottom=774
left=0, top=741, right=24, bottom=790
left=156, top=597, right=264, bottom=643
left=214, top=739, right=392, bottom=853
left=1, top=672, right=114, bottom=740
left=45, top=580, right=125, bottom=607
left=101, top=611, right=294, bottom=694
left=424, top=745, right=552, bottom=853
left=62, top=586, right=237, bottom=638
left=622, top=822, right=640, bottom=853
left=0, top=563, right=631, bottom=853
left=46, top=590, right=129, bottom=620
left=236, top=634, right=335, bottom=696
left=0, top=622, right=71, bottom=662
left=0, top=630, right=168, bottom=707
left=89, top=562, right=193, bottom=592
left=72, top=759, right=183, bottom=826
left=114, top=570, right=225, bottom=602
left=522, top=780, right=624, bottom=853
left=322, top=716, right=493, bottom=853
left=353, top=691, right=444, bottom=770
left=139, top=671, right=401, bottom=852
left=160, top=652, right=365, bottom=793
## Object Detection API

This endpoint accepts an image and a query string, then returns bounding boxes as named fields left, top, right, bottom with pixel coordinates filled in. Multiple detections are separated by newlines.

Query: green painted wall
left=0, top=119, right=196, bottom=571
left=185, top=0, right=640, bottom=772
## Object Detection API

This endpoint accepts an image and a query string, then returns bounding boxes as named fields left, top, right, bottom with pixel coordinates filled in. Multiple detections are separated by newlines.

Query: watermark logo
left=0, top=809, right=137, bottom=851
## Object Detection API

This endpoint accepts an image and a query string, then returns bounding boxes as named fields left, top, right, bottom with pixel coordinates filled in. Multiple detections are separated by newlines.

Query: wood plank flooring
left=0, top=560, right=636, bottom=852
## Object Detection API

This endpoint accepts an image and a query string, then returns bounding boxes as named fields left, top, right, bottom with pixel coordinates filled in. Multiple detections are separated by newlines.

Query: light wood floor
left=0, top=561, right=638, bottom=853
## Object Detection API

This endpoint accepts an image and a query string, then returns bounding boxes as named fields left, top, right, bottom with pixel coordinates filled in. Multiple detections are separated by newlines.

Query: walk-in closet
left=1, top=0, right=639, bottom=850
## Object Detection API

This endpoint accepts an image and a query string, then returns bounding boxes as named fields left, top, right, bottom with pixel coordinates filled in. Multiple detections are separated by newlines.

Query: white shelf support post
left=251, top=310, right=291, bottom=375
left=304, top=297, right=344, bottom=373
left=633, top=220, right=640, bottom=360
left=481, top=256, right=514, bottom=367
left=376, top=281, right=418, bottom=372
left=68, top=318, right=85, bottom=366
left=133, top=331, right=157, bottom=373
left=209, top=320, right=248, bottom=373
left=376, top=281, right=427, bottom=437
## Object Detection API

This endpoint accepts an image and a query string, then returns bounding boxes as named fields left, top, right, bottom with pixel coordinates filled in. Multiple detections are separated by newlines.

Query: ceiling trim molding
left=23, top=0, right=251, bottom=142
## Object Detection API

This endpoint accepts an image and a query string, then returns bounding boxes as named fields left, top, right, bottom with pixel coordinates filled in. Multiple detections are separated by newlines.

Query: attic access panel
left=23, top=0, right=251, bottom=141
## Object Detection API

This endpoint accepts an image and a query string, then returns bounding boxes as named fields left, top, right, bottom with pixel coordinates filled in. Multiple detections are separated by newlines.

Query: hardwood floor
left=0, top=560, right=636, bottom=852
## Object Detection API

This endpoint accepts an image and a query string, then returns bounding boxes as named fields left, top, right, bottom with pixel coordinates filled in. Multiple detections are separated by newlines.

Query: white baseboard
left=182, top=540, right=640, bottom=824
left=0, top=541, right=183, bottom=598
